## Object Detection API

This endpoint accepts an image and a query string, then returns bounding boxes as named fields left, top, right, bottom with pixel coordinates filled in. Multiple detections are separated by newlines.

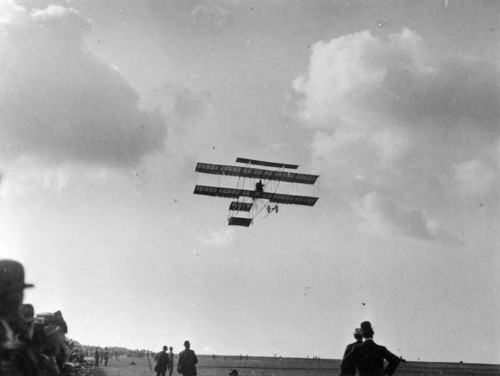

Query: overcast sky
left=1, top=0, right=499, bottom=364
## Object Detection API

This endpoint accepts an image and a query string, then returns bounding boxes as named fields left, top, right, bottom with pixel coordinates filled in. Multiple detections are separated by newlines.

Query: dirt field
left=92, top=355, right=500, bottom=376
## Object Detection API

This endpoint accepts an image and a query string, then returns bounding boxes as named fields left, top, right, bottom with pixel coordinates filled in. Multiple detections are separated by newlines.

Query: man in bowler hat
left=0, top=259, right=39, bottom=376
left=338, top=328, right=363, bottom=376
left=341, top=321, right=401, bottom=376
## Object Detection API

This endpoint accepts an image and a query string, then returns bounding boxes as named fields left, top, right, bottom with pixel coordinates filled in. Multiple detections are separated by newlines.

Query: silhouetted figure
left=94, top=347, right=100, bottom=366
left=177, top=340, right=198, bottom=376
left=155, top=346, right=169, bottom=376
left=0, top=260, right=41, bottom=376
left=229, top=370, right=238, bottom=376
left=104, top=347, right=110, bottom=366
left=255, top=180, right=264, bottom=195
left=341, top=321, right=401, bottom=376
left=338, top=328, right=363, bottom=376
left=168, top=347, right=174, bottom=376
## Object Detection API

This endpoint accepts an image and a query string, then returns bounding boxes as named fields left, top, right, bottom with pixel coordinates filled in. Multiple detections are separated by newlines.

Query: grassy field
left=93, top=355, right=500, bottom=376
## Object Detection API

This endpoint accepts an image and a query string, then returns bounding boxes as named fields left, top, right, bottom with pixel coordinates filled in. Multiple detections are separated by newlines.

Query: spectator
left=0, top=259, right=39, bottom=376
left=155, top=346, right=169, bottom=376
left=104, top=347, right=110, bottom=366
left=94, top=347, right=100, bottom=367
left=341, top=321, right=401, bottom=376
left=338, top=328, right=363, bottom=376
left=177, top=341, right=198, bottom=376
left=168, top=347, right=174, bottom=376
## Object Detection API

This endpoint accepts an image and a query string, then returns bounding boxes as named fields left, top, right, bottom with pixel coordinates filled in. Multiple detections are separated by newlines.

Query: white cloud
left=200, top=227, right=235, bottom=248
left=191, top=1, right=231, bottom=31
left=293, top=28, right=500, bottom=240
left=352, top=191, right=434, bottom=240
left=0, top=2, right=166, bottom=167
left=0, top=161, right=72, bottom=199
left=453, top=159, right=496, bottom=196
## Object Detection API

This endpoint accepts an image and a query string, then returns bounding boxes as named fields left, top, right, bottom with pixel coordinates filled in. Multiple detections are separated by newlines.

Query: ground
left=85, top=355, right=500, bottom=376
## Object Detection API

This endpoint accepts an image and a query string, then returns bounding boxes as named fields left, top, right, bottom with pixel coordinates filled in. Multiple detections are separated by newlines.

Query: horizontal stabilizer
left=228, top=217, right=252, bottom=227
left=236, top=157, right=299, bottom=170
left=196, top=163, right=318, bottom=185
left=194, top=185, right=318, bottom=206
left=229, top=201, right=253, bottom=212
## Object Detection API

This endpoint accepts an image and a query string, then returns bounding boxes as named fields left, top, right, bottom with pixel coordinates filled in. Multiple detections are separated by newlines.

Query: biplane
left=193, top=157, right=319, bottom=227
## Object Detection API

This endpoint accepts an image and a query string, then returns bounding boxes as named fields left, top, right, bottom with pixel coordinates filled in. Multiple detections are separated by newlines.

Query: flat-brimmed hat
left=0, top=260, right=34, bottom=291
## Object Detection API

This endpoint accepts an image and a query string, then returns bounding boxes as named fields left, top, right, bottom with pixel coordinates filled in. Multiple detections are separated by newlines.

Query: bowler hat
left=360, top=321, right=373, bottom=332
left=0, top=260, right=34, bottom=291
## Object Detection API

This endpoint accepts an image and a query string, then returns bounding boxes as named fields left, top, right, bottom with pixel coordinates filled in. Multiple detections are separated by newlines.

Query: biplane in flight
left=193, top=157, right=319, bottom=227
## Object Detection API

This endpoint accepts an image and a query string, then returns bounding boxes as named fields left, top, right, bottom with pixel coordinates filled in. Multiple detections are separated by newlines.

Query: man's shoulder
left=352, top=339, right=376, bottom=351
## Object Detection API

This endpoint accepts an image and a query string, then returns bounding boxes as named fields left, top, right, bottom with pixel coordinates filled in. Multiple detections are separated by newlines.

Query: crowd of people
left=0, top=258, right=405, bottom=376
left=0, top=259, right=82, bottom=376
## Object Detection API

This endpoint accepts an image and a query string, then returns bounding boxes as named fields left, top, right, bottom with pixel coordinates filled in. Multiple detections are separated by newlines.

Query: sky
left=0, top=0, right=499, bottom=364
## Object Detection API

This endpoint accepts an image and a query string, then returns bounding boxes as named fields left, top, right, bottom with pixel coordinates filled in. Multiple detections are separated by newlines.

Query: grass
left=91, top=355, right=500, bottom=376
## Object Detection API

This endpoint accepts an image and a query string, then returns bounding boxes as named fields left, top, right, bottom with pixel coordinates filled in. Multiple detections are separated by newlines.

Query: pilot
left=255, top=180, right=264, bottom=193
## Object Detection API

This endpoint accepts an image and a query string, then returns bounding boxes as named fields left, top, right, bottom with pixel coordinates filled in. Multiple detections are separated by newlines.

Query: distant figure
left=338, top=328, right=363, bottom=376
left=341, top=321, right=401, bottom=376
left=168, top=347, right=174, bottom=376
left=155, top=346, right=169, bottom=376
left=94, top=347, right=100, bottom=366
left=177, top=340, right=198, bottom=376
left=104, top=347, right=110, bottom=366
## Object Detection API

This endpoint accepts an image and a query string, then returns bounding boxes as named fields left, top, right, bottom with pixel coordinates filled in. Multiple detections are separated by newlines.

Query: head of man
left=169, top=347, right=173, bottom=351
left=353, top=328, right=362, bottom=341
left=163, top=346, right=168, bottom=351
left=184, top=341, right=190, bottom=349
left=360, top=321, right=374, bottom=339
left=0, top=260, right=34, bottom=315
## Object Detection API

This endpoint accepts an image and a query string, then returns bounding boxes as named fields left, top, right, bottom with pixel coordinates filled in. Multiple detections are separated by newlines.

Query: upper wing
left=195, top=162, right=319, bottom=185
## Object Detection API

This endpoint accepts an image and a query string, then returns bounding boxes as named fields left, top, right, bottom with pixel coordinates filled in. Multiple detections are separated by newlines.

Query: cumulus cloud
left=0, top=2, right=166, bottom=167
left=191, top=0, right=233, bottom=32
left=154, top=84, right=211, bottom=129
left=353, top=191, right=434, bottom=240
left=453, top=159, right=496, bottom=197
left=200, top=227, right=235, bottom=248
left=293, top=29, right=499, bottom=241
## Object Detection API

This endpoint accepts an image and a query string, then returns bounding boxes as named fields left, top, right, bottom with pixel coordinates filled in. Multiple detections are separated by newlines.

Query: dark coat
left=178, top=349, right=198, bottom=376
left=342, top=339, right=400, bottom=376
left=338, top=340, right=363, bottom=376
left=155, top=351, right=169, bottom=373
